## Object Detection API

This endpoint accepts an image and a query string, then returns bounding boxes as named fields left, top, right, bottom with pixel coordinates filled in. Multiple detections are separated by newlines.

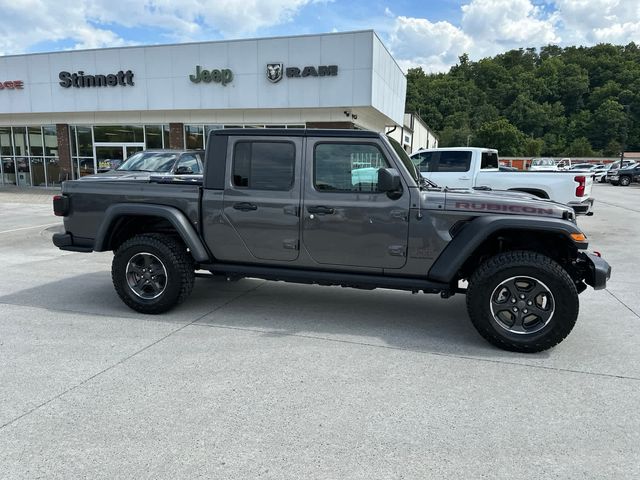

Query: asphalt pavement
left=0, top=183, right=638, bottom=479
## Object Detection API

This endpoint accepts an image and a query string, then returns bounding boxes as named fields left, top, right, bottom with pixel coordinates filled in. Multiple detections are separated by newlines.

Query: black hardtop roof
left=209, top=128, right=380, bottom=138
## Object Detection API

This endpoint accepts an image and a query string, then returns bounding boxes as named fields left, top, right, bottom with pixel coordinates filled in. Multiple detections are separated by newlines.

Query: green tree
left=474, top=119, right=526, bottom=155
left=565, top=137, right=596, bottom=157
left=524, top=137, right=544, bottom=156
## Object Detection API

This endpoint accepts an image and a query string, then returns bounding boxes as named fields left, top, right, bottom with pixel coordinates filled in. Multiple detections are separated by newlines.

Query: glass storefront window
left=46, top=157, right=62, bottom=185
left=43, top=126, right=58, bottom=156
left=2, top=157, right=16, bottom=185
left=163, top=125, right=170, bottom=149
left=1, top=127, right=13, bottom=156
left=28, top=126, right=44, bottom=156
left=185, top=125, right=204, bottom=149
left=145, top=125, right=163, bottom=149
left=13, top=127, right=27, bottom=156
left=93, top=125, right=144, bottom=143
left=30, top=157, right=46, bottom=186
left=15, top=156, right=31, bottom=186
left=76, top=126, right=93, bottom=156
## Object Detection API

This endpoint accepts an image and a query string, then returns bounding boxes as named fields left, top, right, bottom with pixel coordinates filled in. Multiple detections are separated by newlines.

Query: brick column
left=169, top=123, right=184, bottom=149
left=56, top=124, right=73, bottom=181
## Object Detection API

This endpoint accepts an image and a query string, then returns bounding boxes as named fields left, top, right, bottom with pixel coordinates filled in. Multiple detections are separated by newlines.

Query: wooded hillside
left=406, top=43, right=640, bottom=156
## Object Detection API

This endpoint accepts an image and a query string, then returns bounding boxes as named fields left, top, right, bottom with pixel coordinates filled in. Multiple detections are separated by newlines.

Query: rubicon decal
left=189, top=65, right=233, bottom=86
left=455, top=202, right=554, bottom=215
left=59, top=70, right=134, bottom=88
left=0, top=80, right=24, bottom=90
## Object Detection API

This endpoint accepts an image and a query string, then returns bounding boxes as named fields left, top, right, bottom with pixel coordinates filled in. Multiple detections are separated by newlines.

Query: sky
left=1, top=0, right=639, bottom=72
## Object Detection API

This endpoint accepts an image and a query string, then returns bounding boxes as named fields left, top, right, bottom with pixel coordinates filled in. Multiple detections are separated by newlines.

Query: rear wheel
left=112, top=234, right=195, bottom=314
left=466, top=251, right=578, bottom=353
left=619, top=175, right=631, bottom=186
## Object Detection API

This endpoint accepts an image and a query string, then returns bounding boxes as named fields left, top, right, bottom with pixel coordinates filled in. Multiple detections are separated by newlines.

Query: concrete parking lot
left=0, top=184, right=639, bottom=479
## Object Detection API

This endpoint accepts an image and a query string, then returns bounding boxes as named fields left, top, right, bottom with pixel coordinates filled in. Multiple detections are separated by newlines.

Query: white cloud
left=385, top=0, right=640, bottom=73
left=461, top=0, right=559, bottom=56
left=387, top=16, right=473, bottom=73
left=553, top=0, right=640, bottom=44
left=0, top=0, right=324, bottom=55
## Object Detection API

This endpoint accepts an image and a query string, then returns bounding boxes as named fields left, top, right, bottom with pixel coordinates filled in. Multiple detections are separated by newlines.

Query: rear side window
left=481, top=152, right=499, bottom=169
left=232, top=141, right=295, bottom=190
left=434, top=151, right=471, bottom=172
left=314, top=143, right=389, bottom=193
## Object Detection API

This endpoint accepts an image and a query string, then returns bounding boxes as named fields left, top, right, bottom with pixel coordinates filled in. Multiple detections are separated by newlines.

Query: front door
left=221, top=136, right=302, bottom=262
left=302, top=139, right=410, bottom=270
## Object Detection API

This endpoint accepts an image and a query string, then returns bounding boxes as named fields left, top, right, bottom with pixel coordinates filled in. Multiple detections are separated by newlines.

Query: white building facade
left=0, top=30, right=406, bottom=186
left=386, top=112, right=438, bottom=155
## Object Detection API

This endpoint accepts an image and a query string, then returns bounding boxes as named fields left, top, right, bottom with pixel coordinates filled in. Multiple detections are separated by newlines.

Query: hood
left=441, top=187, right=574, bottom=220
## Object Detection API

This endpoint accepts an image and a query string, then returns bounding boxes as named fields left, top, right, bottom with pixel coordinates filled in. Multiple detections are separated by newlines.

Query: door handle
left=459, top=176, right=471, bottom=180
left=307, top=205, right=335, bottom=215
left=233, top=202, right=258, bottom=211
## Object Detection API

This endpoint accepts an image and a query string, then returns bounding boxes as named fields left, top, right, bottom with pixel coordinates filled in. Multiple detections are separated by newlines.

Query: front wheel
left=466, top=251, right=579, bottom=353
left=112, top=234, right=195, bottom=314
left=619, top=175, right=631, bottom=186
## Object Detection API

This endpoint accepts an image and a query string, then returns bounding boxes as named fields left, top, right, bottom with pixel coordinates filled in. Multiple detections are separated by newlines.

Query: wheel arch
left=507, top=188, right=550, bottom=199
left=94, top=203, right=211, bottom=262
left=427, top=215, right=586, bottom=283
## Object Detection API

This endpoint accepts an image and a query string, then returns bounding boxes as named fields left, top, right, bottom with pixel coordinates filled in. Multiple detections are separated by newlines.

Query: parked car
left=530, top=157, right=558, bottom=171
left=410, top=148, right=594, bottom=214
left=606, top=161, right=637, bottom=185
left=610, top=163, right=640, bottom=186
left=53, top=128, right=611, bottom=353
left=81, top=149, right=205, bottom=181
left=557, top=158, right=573, bottom=170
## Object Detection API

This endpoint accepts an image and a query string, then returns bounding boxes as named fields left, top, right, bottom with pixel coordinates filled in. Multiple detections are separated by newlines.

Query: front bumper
left=579, top=252, right=611, bottom=290
left=569, top=197, right=594, bottom=215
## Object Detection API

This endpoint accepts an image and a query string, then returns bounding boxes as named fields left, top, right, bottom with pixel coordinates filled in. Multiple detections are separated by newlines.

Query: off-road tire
left=466, top=250, right=579, bottom=353
left=112, top=234, right=195, bottom=314
left=619, top=175, right=631, bottom=186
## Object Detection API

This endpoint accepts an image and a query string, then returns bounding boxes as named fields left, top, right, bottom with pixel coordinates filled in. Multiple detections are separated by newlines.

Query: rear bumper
left=579, top=252, right=611, bottom=290
left=52, top=233, right=93, bottom=253
left=569, top=197, right=594, bottom=215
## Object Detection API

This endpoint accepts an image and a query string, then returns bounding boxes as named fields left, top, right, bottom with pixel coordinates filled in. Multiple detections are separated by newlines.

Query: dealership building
left=0, top=30, right=411, bottom=187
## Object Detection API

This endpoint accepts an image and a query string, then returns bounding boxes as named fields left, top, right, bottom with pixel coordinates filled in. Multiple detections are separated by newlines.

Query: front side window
left=435, top=151, right=472, bottom=172
left=232, top=141, right=295, bottom=190
left=175, top=154, right=201, bottom=174
left=314, top=143, right=389, bottom=193
left=411, top=151, right=434, bottom=173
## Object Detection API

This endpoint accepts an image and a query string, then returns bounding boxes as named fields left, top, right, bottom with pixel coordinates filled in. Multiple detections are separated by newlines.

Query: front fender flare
left=93, top=203, right=210, bottom=262
left=427, top=215, right=587, bottom=283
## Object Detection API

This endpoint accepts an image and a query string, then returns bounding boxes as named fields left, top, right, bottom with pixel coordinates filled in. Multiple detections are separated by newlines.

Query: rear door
left=221, top=136, right=302, bottom=262
left=302, top=138, right=410, bottom=270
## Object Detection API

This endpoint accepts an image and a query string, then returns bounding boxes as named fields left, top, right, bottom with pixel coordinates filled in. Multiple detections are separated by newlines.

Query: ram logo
left=266, top=63, right=283, bottom=83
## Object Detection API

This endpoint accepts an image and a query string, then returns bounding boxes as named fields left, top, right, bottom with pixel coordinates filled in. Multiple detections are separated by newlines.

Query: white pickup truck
left=410, top=147, right=594, bottom=214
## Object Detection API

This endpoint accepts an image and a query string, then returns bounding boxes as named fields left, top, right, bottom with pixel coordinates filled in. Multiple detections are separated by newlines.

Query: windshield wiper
left=418, top=175, right=439, bottom=189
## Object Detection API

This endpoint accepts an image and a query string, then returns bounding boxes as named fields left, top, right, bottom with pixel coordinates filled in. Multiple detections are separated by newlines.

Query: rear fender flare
left=93, top=203, right=210, bottom=262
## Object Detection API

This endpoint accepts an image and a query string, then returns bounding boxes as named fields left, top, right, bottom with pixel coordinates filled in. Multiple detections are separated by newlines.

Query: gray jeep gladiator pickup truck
left=52, top=129, right=610, bottom=352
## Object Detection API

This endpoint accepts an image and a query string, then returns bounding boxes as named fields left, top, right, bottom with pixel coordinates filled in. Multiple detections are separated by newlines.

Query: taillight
left=574, top=175, right=586, bottom=197
left=53, top=194, right=69, bottom=216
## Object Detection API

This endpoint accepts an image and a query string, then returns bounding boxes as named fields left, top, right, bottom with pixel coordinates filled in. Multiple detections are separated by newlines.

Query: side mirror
left=175, top=165, right=194, bottom=175
left=377, top=168, right=401, bottom=193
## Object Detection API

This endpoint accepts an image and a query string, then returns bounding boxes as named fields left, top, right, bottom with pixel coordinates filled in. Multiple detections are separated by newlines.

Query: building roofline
left=0, top=30, right=377, bottom=59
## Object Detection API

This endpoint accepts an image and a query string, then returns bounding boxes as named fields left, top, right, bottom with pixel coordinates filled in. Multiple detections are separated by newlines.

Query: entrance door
left=94, top=143, right=144, bottom=173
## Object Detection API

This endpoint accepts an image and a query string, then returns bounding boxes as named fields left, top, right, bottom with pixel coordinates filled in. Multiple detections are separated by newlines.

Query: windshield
left=117, top=151, right=179, bottom=172
left=384, top=136, right=420, bottom=183
left=532, top=158, right=555, bottom=166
